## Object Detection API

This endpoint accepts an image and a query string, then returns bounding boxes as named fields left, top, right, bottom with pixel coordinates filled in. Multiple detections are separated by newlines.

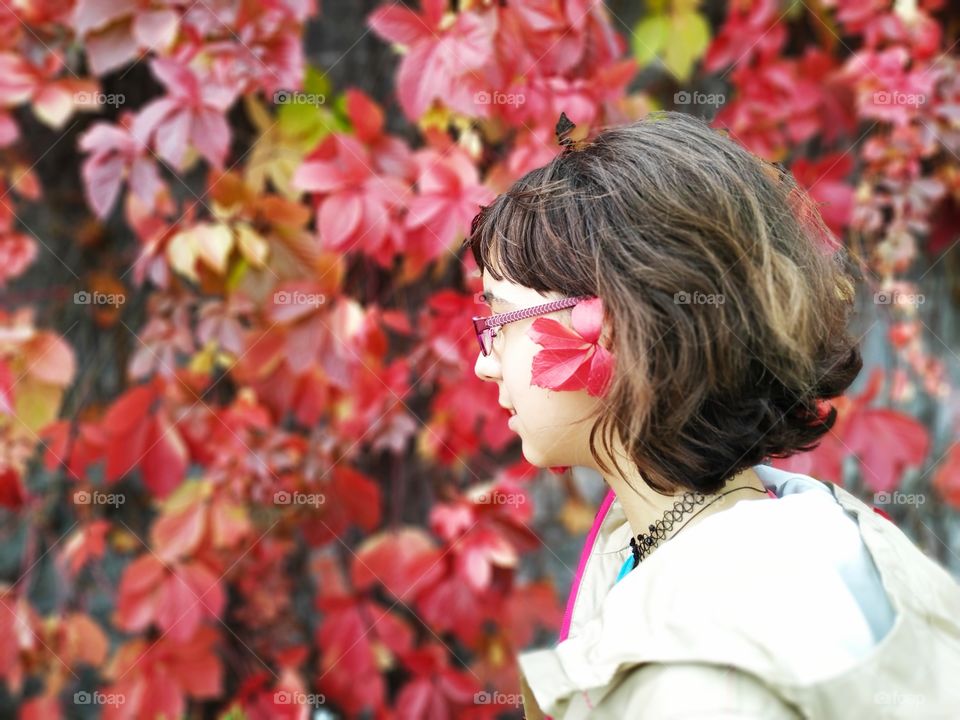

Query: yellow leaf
left=243, top=92, right=334, bottom=198
left=665, top=11, right=711, bottom=82
left=632, top=14, right=669, bottom=67
left=159, top=477, right=211, bottom=514
left=243, top=94, right=274, bottom=133
left=188, top=339, right=220, bottom=374
left=110, top=528, right=140, bottom=553
left=235, top=223, right=269, bottom=267
left=20, top=333, right=76, bottom=387
left=418, top=103, right=453, bottom=133
left=167, top=228, right=200, bottom=282
left=167, top=222, right=235, bottom=281
left=197, top=223, right=234, bottom=275
left=211, top=500, right=251, bottom=549
left=12, top=379, right=63, bottom=434
left=672, top=0, right=702, bottom=14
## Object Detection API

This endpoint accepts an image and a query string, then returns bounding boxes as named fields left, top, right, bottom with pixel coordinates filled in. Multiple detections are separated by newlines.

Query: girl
left=467, top=111, right=960, bottom=719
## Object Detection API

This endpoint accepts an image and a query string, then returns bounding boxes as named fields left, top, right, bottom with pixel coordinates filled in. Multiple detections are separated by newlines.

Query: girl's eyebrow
left=481, top=290, right=515, bottom=308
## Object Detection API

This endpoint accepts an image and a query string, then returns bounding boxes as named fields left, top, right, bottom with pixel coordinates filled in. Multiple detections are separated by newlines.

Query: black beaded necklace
left=628, top=485, right=770, bottom=569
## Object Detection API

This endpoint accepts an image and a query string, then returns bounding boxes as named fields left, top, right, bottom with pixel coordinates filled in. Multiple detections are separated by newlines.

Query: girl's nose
left=474, top=350, right=501, bottom=383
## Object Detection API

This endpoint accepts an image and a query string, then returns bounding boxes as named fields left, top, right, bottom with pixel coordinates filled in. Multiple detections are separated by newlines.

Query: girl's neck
left=603, top=465, right=771, bottom=545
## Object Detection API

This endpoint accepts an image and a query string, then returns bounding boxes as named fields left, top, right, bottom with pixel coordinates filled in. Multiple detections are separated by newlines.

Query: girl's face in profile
left=473, top=270, right=602, bottom=470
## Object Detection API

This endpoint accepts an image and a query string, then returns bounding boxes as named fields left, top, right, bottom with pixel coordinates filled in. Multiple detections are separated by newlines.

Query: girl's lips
left=508, top=414, right=519, bottom=430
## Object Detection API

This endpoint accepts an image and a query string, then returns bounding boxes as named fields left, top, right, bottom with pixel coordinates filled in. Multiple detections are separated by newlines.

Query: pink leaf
left=81, top=151, right=126, bottom=219
left=292, top=159, right=344, bottom=194
left=571, top=297, right=604, bottom=343
left=319, top=193, right=363, bottom=249
left=150, top=57, right=200, bottom=101
left=85, top=23, right=140, bottom=75
left=844, top=408, right=930, bottom=493
left=367, top=5, right=429, bottom=46
left=0, top=53, right=36, bottom=105
left=345, top=88, right=384, bottom=143
left=132, top=9, right=179, bottom=49
left=71, top=0, right=129, bottom=35
left=140, top=412, right=187, bottom=499
left=157, top=570, right=204, bottom=642
left=128, top=156, right=163, bottom=206
left=191, top=108, right=230, bottom=168
left=132, top=96, right=179, bottom=146
left=154, top=109, right=191, bottom=168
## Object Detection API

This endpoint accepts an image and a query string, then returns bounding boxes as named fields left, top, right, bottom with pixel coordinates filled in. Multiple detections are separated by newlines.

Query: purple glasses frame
left=472, top=294, right=593, bottom=356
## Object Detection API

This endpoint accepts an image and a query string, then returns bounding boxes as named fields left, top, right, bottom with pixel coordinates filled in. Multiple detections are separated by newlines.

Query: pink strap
left=558, top=489, right=617, bottom=642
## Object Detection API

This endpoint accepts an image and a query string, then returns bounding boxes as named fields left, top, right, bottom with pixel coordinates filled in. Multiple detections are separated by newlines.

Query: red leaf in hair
left=526, top=297, right=614, bottom=397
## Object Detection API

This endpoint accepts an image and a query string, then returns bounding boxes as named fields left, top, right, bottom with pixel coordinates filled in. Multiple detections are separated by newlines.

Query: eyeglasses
left=472, top=294, right=593, bottom=356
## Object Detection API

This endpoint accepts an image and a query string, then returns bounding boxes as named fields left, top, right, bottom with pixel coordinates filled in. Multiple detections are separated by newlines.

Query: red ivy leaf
left=0, top=468, right=29, bottom=510
left=844, top=407, right=929, bottom=493
left=933, top=443, right=960, bottom=510
left=526, top=297, right=614, bottom=397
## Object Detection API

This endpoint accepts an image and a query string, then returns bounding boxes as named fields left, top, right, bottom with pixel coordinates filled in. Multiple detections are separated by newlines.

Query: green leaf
left=631, top=14, right=669, bottom=67
left=225, top=255, right=249, bottom=291
left=303, top=65, right=331, bottom=96
left=664, top=11, right=711, bottom=82
left=277, top=102, right=335, bottom=147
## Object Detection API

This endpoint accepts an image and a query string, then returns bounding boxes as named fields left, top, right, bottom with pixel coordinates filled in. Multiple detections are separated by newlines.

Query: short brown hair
left=465, top=111, right=863, bottom=496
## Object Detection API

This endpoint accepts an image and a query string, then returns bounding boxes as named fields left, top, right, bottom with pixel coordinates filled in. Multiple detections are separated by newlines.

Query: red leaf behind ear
left=527, top=298, right=614, bottom=397
left=571, top=297, right=604, bottom=343
left=527, top=317, right=589, bottom=350
left=587, top=345, right=615, bottom=397
left=530, top=348, right=591, bottom=390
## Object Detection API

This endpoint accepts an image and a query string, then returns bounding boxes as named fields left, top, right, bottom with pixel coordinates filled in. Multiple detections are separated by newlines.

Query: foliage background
left=0, top=0, right=958, bottom=718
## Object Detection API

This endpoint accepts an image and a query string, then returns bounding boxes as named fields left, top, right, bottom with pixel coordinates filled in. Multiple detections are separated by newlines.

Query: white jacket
left=516, top=464, right=960, bottom=719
